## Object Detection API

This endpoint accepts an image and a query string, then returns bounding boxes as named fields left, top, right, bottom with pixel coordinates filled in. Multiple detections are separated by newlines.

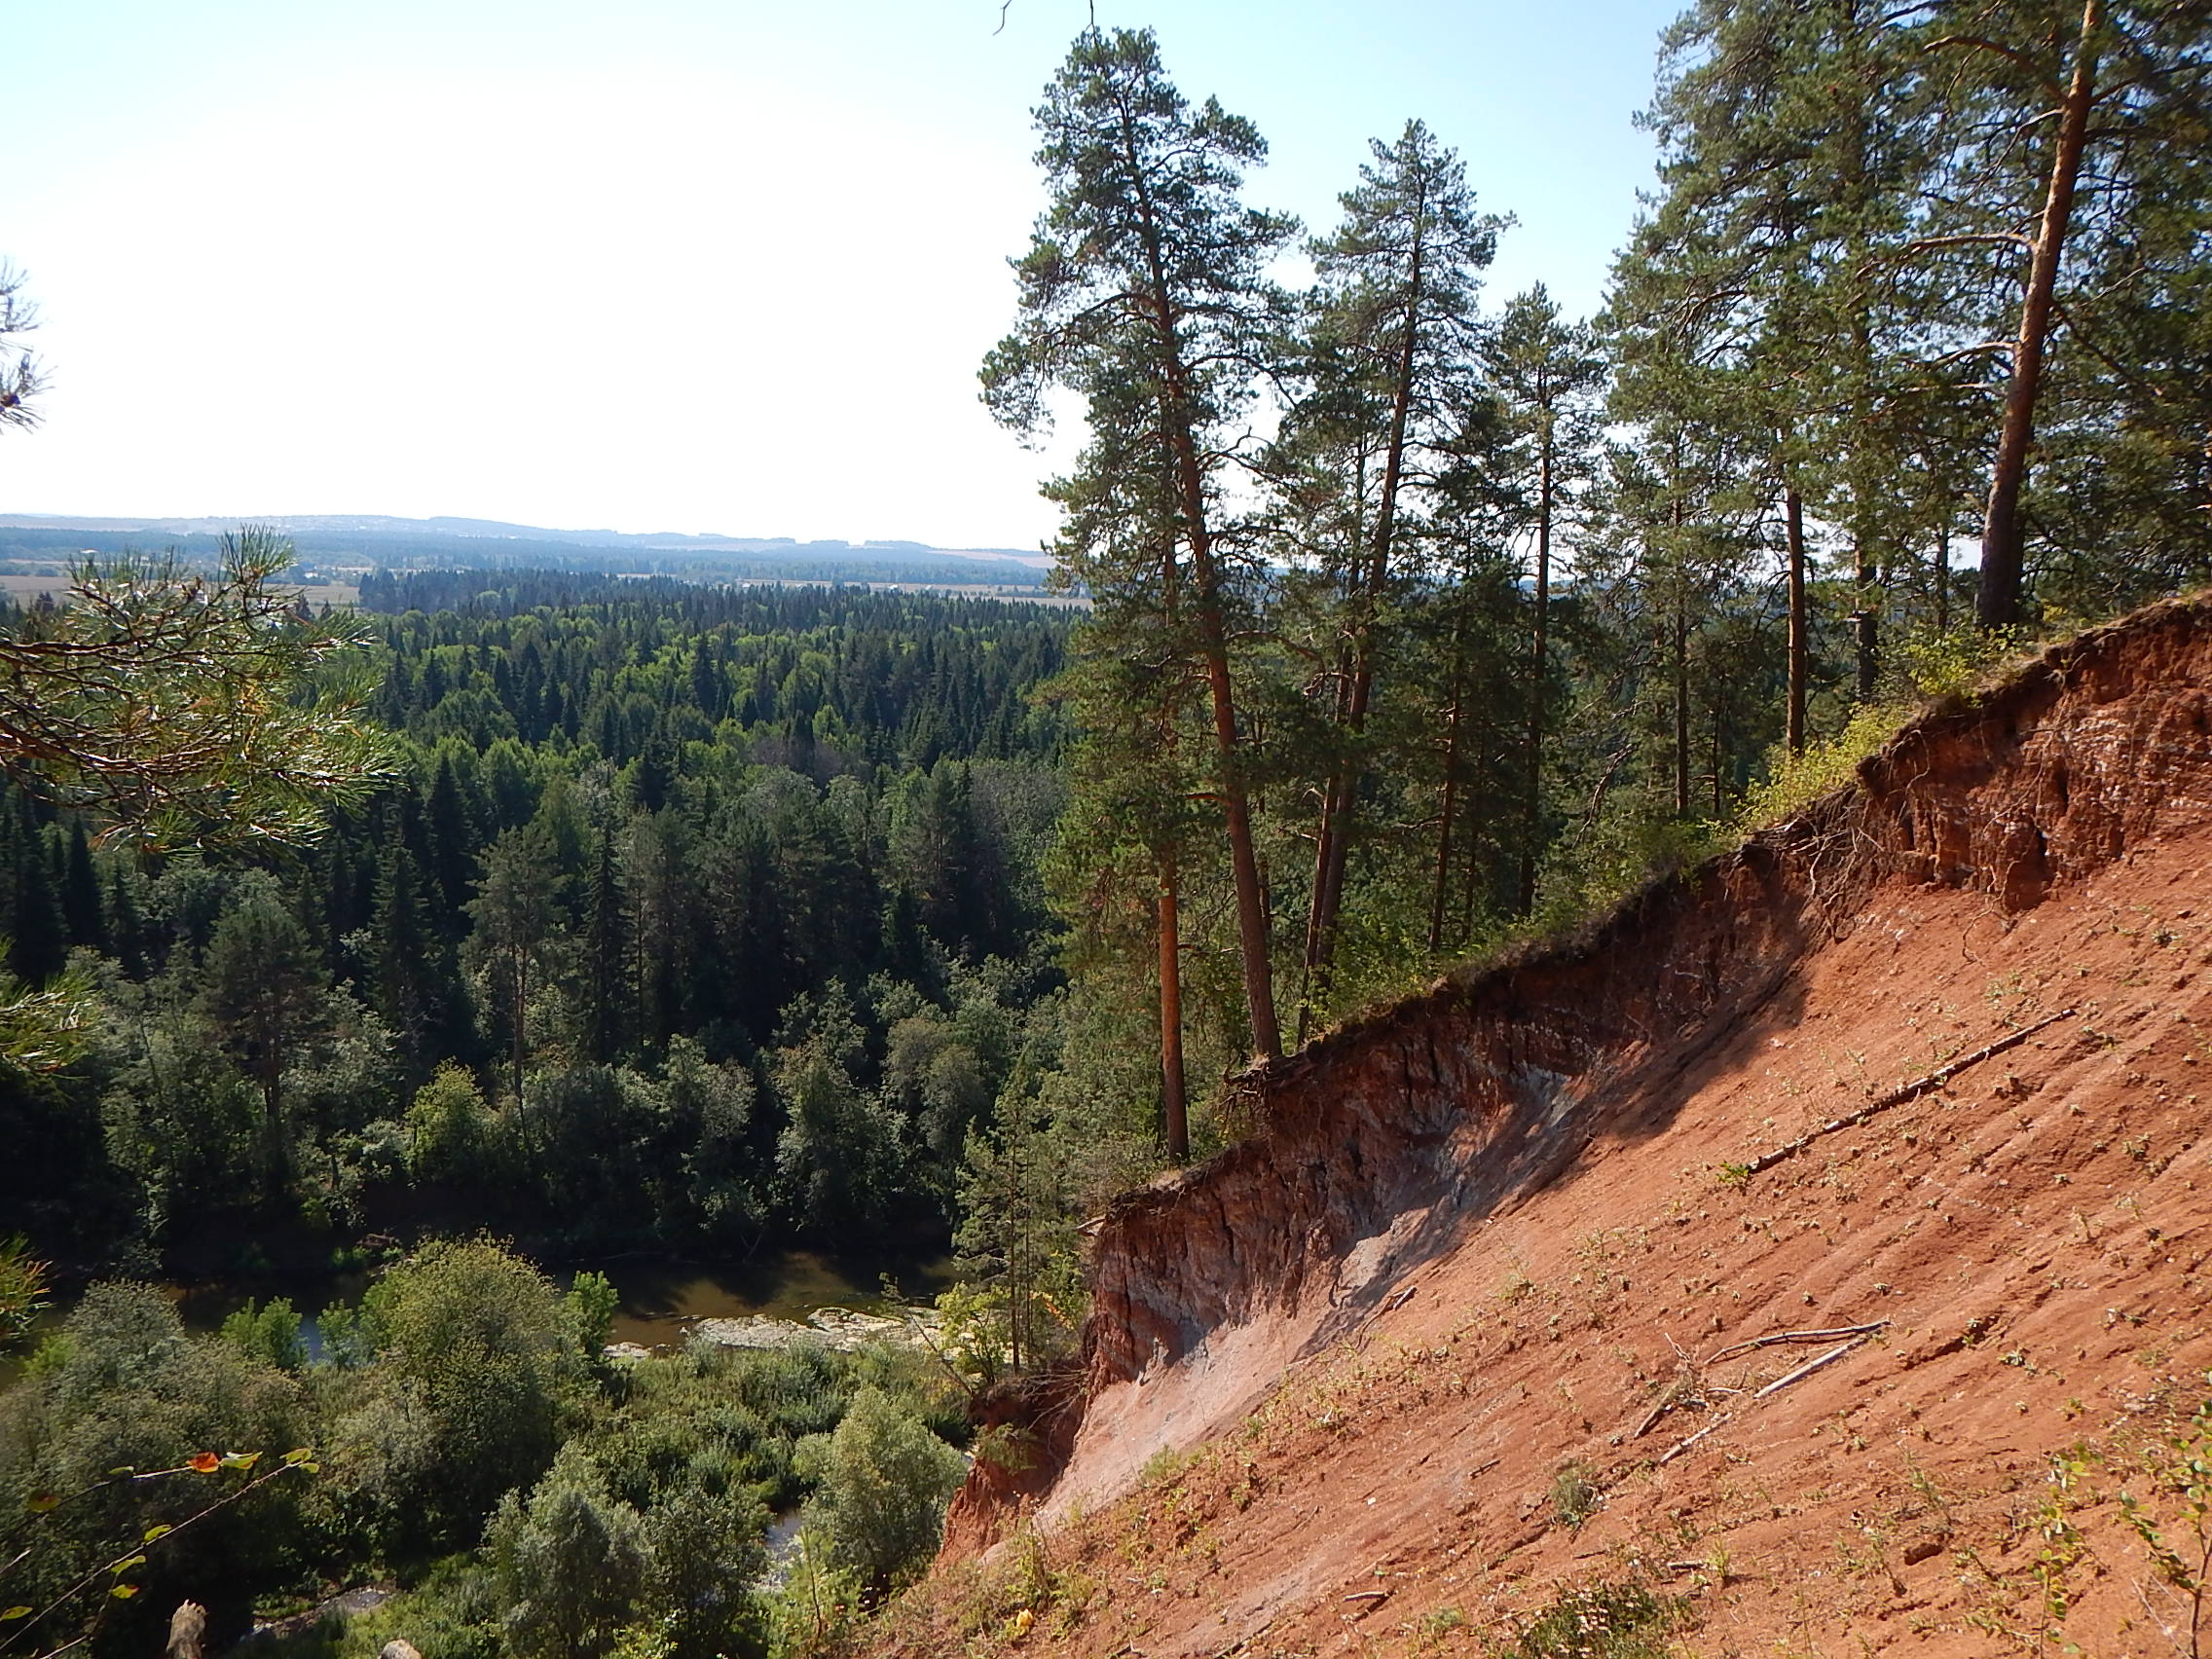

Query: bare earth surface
left=873, top=599, right=2212, bottom=1659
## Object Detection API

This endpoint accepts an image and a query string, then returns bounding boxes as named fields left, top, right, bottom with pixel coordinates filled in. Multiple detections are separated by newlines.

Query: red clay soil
left=873, top=595, right=2212, bottom=1659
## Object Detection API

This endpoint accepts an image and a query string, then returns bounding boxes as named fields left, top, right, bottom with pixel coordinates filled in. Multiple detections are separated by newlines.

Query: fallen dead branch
left=1650, top=1330, right=1884, bottom=1462
left=1703, top=1319, right=1889, bottom=1367
left=1741, top=1007, right=2077, bottom=1177
left=1656, top=1418, right=1727, bottom=1465
left=1752, top=1334, right=1874, bottom=1399
left=1631, top=1370, right=1702, bottom=1440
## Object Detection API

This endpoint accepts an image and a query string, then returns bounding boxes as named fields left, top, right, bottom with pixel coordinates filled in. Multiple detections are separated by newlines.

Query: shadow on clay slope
left=941, top=592, right=2212, bottom=1564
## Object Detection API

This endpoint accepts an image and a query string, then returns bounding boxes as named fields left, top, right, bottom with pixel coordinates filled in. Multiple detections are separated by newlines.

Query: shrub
left=1897, top=619, right=2030, bottom=702
left=488, top=1446, right=653, bottom=1659
left=1736, top=702, right=1907, bottom=832
left=333, top=1239, right=590, bottom=1555
left=403, top=1062, right=493, bottom=1183
left=1498, top=1580, right=1685, bottom=1659
left=0, top=1284, right=312, bottom=1656
left=795, top=1386, right=965, bottom=1590
left=762, top=1528, right=865, bottom=1659
left=1549, top=1460, right=1599, bottom=1528
left=219, top=1296, right=307, bottom=1372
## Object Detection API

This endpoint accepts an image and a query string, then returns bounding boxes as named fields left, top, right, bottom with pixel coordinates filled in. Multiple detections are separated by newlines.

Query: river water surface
left=25, top=1249, right=951, bottom=1365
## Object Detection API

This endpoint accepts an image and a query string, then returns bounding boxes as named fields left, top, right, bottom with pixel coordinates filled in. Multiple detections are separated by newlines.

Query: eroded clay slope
left=890, top=594, right=2212, bottom=1658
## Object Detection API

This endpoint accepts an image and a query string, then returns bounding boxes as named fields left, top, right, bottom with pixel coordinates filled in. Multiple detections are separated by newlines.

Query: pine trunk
left=1130, top=175, right=1281, bottom=1059
left=1429, top=688, right=1463, bottom=951
left=1786, top=484, right=1808, bottom=755
left=1157, top=851, right=1188, bottom=1162
left=1978, top=0, right=2101, bottom=629
left=1673, top=602, right=1691, bottom=819
left=1519, top=406, right=1553, bottom=912
left=1307, top=215, right=1427, bottom=1021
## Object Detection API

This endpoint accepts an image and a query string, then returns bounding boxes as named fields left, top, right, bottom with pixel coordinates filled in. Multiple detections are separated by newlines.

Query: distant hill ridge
left=0, top=512, right=1051, bottom=587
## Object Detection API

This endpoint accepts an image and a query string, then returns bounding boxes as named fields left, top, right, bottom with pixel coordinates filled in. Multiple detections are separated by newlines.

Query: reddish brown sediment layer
left=903, top=595, right=2212, bottom=1657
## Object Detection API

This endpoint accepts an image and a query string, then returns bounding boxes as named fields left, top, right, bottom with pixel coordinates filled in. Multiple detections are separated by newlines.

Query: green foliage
left=219, top=1297, right=307, bottom=1372
left=403, top=1061, right=494, bottom=1183
left=1549, top=1460, right=1600, bottom=1528
left=762, top=1528, right=865, bottom=1659
left=335, top=1239, right=590, bottom=1555
left=0, top=1233, right=49, bottom=1349
left=641, top=1473, right=768, bottom=1659
left=1494, top=1580, right=1685, bottom=1659
left=0, top=958, right=93, bottom=1074
left=1736, top=702, right=1907, bottom=831
left=196, top=879, right=331, bottom=1136
left=488, top=1444, right=654, bottom=1659
left=565, top=1271, right=620, bottom=1359
left=1895, top=620, right=2033, bottom=703
left=794, top=1386, right=966, bottom=1591
left=0, top=261, right=41, bottom=432
left=6, top=573, right=1072, bottom=1270
left=2117, top=1380, right=2212, bottom=1652
left=772, top=990, right=913, bottom=1242
left=0, top=1284, right=313, bottom=1657
left=950, top=1070, right=1085, bottom=1380
left=8, top=18, right=2212, bottom=1654
left=1530, top=807, right=1729, bottom=941
left=323, top=1557, right=501, bottom=1659
left=0, top=533, right=398, bottom=851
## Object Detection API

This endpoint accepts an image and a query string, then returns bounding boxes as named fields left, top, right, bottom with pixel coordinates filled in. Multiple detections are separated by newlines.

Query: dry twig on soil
left=1752, top=1334, right=1875, bottom=1399
left=1740, top=1007, right=2077, bottom=1176
left=1703, top=1320, right=1889, bottom=1366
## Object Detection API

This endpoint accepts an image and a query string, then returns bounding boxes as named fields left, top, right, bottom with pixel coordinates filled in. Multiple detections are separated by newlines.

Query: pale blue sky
left=7, top=0, right=1680, bottom=549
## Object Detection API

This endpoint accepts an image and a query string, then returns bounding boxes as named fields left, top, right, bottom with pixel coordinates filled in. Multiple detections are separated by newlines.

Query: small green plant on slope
left=1964, top=1381, right=2212, bottom=1655
left=2121, top=1382, right=2212, bottom=1659
left=1493, top=1580, right=1686, bottom=1659
left=1550, top=1461, right=1600, bottom=1529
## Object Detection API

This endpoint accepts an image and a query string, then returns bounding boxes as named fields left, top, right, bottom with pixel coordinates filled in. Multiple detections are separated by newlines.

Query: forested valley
left=3, top=5, right=2207, bottom=1657
left=5, top=577, right=1079, bottom=1272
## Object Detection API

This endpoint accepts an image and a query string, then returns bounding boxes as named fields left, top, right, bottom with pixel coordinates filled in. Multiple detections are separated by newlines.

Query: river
left=14, top=1248, right=952, bottom=1371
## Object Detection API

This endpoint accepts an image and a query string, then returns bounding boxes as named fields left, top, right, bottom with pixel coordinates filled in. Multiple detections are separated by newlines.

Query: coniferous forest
left=3, top=8, right=2208, bottom=1657
left=4, top=577, right=1078, bottom=1270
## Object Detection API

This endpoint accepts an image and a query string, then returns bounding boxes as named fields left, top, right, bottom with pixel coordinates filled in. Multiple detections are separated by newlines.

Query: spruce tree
left=104, top=861, right=149, bottom=980
left=7, top=800, right=65, bottom=985
left=582, top=830, right=632, bottom=1064
left=370, top=833, right=444, bottom=1081
left=424, top=755, right=481, bottom=926
left=54, top=821, right=104, bottom=952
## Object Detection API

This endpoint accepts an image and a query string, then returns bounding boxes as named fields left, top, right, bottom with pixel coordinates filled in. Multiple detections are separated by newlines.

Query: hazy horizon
left=11, top=1, right=1677, bottom=548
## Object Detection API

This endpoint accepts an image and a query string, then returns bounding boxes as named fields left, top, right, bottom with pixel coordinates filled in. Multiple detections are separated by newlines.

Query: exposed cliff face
left=903, top=595, right=2212, bottom=1659
left=955, top=596, right=2211, bottom=1536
